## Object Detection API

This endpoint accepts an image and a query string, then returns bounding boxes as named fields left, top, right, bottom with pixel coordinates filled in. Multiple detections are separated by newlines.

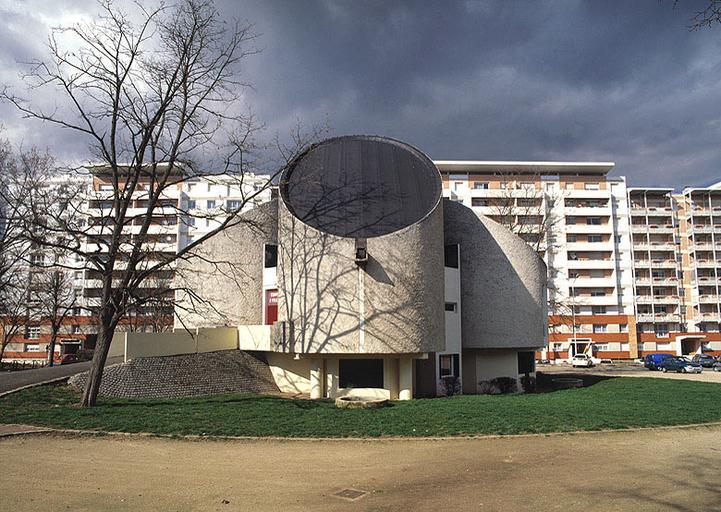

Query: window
left=588, top=235, right=603, bottom=243
left=587, top=217, right=601, bottom=225
left=565, top=182, right=575, bottom=190
left=500, top=182, right=509, bottom=189
left=207, top=200, right=216, bottom=209
left=585, top=182, right=600, bottom=191
left=71, top=325, right=81, bottom=334
left=264, top=244, right=278, bottom=268
left=187, top=200, right=196, bottom=210
left=591, top=290, right=605, bottom=297
left=227, top=199, right=242, bottom=210
left=444, top=244, right=459, bottom=268
left=439, top=354, right=460, bottom=377
left=27, top=327, right=40, bottom=339
left=517, top=351, right=535, bottom=374
left=593, top=343, right=609, bottom=351
left=185, top=217, right=196, bottom=227
left=474, top=182, right=489, bottom=190
left=453, top=182, right=463, bottom=191
left=620, top=324, right=628, bottom=332
left=339, top=359, right=383, bottom=388
left=615, top=235, right=622, bottom=243
left=25, top=343, right=40, bottom=352
left=567, top=235, right=577, bottom=243
left=471, top=198, right=488, bottom=207
left=593, top=324, right=607, bottom=333
left=568, top=252, right=578, bottom=261
left=568, top=271, right=580, bottom=279
left=445, top=302, right=457, bottom=312
left=592, top=306, right=607, bottom=314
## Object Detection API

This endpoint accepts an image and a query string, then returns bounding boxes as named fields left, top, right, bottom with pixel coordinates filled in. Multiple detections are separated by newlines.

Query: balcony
left=564, top=206, right=612, bottom=217
left=636, top=313, right=681, bottom=323
left=647, top=224, right=675, bottom=233
left=697, top=313, right=721, bottom=322
left=566, top=260, right=616, bottom=269
left=650, top=260, right=677, bottom=268
left=699, top=295, right=720, bottom=303
left=565, top=224, right=613, bottom=234
left=693, top=225, right=714, bottom=233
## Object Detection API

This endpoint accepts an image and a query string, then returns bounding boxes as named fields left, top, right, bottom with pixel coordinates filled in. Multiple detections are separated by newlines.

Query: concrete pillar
left=383, top=357, right=399, bottom=400
left=310, top=359, right=323, bottom=399
left=398, top=357, right=413, bottom=400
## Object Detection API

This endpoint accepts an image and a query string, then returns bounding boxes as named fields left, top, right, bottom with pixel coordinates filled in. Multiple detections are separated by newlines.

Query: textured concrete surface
left=277, top=199, right=445, bottom=354
left=2, top=425, right=720, bottom=511
left=444, top=200, right=547, bottom=350
left=68, top=351, right=278, bottom=399
left=0, top=356, right=123, bottom=394
left=175, top=200, right=278, bottom=328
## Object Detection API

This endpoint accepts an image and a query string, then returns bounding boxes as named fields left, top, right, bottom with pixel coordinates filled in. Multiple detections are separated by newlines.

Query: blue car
left=659, top=356, right=702, bottom=374
left=644, top=353, right=675, bottom=371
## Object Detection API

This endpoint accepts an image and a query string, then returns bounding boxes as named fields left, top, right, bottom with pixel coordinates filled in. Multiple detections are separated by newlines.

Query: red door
left=265, top=289, right=278, bottom=325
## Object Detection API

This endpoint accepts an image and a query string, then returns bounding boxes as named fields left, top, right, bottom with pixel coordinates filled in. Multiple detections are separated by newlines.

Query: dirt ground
left=3, top=426, right=721, bottom=512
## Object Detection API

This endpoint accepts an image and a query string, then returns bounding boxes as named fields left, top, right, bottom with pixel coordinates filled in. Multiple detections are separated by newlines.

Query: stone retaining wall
left=68, top=350, right=279, bottom=399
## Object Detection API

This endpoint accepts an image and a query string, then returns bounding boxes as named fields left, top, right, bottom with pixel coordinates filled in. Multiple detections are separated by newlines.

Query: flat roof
left=433, top=160, right=615, bottom=175
left=627, top=187, right=674, bottom=193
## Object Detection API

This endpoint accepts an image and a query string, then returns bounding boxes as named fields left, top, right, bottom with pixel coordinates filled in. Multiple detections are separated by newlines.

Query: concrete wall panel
left=174, top=200, right=278, bottom=328
left=277, top=200, right=445, bottom=354
left=444, top=200, right=548, bottom=350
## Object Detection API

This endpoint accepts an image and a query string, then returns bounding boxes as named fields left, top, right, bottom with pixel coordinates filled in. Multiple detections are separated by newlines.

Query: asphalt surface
left=2, top=425, right=721, bottom=511
left=538, top=361, right=721, bottom=383
left=0, top=356, right=124, bottom=394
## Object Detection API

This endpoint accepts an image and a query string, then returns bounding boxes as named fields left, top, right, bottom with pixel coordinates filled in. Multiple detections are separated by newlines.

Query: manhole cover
left=332, top=488, right=368, bottom=501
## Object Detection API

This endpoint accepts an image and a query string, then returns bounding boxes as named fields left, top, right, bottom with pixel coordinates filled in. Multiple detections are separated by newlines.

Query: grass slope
left=2, top=378, right=721, bottom=437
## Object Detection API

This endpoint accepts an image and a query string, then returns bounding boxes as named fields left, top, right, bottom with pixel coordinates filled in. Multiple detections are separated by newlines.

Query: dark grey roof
left=280, top=135, right=441, bottom=238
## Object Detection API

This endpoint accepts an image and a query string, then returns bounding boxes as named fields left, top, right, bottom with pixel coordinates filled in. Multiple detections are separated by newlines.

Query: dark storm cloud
left=1, top=0, right=720, bottom=189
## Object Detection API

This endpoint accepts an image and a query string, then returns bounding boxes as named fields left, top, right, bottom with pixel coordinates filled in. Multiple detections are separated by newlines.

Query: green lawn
left=2, top=378, right=721, bottom=437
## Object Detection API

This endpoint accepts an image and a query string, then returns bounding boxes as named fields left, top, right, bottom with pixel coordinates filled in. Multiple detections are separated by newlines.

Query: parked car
left=659, top=356, right=702, bottom=374
left=571, top=354, right=594, bottom=368
left=59, top=354, right=79, bottom=365
left=691, top=354, right=718, bottom=368
left=714, top=361, right=721, bottom=372
left=644, top=353, right=675, bottom=371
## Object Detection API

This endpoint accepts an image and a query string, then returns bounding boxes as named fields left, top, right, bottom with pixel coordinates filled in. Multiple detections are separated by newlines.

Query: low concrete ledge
left=334, top=396, right=389, bottom=409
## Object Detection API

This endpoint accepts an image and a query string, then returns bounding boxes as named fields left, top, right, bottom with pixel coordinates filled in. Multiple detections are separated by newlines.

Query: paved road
left=0, top=356, right=124, bottom=394
left=538, top=361, right=721, bottom=383
left=2, top=425, right=721, bottom=511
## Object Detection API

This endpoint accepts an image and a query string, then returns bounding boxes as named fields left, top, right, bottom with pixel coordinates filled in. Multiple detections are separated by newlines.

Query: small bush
left=76, top=349, right=94, bottom=362
left=439, top=376, right=462, bottom=397
left=520, top=374, right=536, bottom=393
left=478, top=377, right=517, bottom=395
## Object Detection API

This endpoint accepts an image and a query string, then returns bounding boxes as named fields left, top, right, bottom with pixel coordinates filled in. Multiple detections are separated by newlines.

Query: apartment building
left=627, top=184, right=721, bottom=357
left=2, top=166, right=271, bottom=364
left=436, top=161, right=638, bottom=360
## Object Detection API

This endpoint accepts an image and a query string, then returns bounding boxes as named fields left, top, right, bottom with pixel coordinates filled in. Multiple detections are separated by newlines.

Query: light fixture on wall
left=355, top=238, right=368, bottom=266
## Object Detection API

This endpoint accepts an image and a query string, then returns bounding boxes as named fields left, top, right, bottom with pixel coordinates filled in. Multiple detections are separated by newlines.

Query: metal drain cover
left=333, top=488, right=368, bottom=501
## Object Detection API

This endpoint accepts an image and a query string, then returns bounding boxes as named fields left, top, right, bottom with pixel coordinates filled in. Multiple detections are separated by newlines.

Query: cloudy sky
left=1, top=0, right=720, bottom=189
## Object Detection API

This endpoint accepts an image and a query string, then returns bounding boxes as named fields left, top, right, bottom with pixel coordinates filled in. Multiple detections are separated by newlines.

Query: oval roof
left=280, top=135, right=441, bottom=238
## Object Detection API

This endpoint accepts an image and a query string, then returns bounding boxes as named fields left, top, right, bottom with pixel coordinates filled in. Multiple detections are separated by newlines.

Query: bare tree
left=31, top=267, right=81, bottom=366
left=1, top=0, right=319, bottom=406
left=0, top=272, right=30, bottom=363
left=484, top=174, right=565, bottom=254
left=687, top=0, right=721, bottom=30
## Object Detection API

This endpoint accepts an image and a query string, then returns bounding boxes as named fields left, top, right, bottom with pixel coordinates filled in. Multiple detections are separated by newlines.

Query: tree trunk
left=47, top=328, right=58, bottom=367
left=80, top=321, right=116, bottom=407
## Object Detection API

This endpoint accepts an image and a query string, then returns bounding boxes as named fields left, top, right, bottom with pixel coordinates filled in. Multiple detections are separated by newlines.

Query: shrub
left=478, top=376, right=517, bottom=395
left=439, top=375, right=462, bottom=397
left=76, top=349, right=94, bottom=362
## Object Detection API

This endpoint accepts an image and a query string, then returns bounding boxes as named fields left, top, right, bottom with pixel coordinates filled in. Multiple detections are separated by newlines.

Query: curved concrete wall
left=443, top=200, right=547, bottom=350
left=174, top=200, right=278, bottom=328
left=277, top=199, right=445, bottom=354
